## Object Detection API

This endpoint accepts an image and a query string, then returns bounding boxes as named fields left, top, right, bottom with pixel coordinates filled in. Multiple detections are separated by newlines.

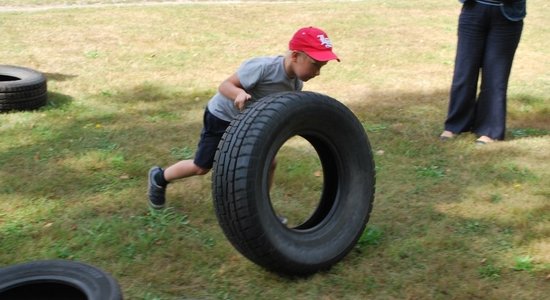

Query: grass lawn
left=1, top=0, right=549, bottom=299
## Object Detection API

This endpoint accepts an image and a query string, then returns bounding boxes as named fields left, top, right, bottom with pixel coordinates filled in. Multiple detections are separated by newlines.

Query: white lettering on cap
left=317, top=35, right=333, bottom=48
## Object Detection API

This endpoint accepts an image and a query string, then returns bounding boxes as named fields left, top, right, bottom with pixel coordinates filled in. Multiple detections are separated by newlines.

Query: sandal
left=439, top=130, right=455, bottom=141
left=475, top=136, right=494, bottom=145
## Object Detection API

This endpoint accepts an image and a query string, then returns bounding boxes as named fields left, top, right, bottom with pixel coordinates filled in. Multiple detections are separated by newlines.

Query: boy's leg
left=164, top=160, right=210, bottom=180
left=268, top=158, right=277, bottom=190
left=148, top=161, right=209, bottom=210
left=147, top=108, right=230, bottom=209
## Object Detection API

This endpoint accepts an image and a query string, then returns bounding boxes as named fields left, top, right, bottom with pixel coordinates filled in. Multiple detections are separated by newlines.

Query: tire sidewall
left=0, top=65, right=46, bottom=91
left=0, top=65, right=48, bottom=111
left=236, top=92, right=374, bottom=270
left=0, top=260, right=123, bottom=300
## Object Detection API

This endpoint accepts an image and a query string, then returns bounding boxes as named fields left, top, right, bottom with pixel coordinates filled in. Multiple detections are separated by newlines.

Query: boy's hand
left=218, top=73, right=251, bottom=111
left=234, top=91, right=252, bottom=111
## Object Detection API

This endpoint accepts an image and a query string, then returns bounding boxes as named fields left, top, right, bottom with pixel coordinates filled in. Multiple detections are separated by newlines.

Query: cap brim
left=305, top=50, right=340, bottom=62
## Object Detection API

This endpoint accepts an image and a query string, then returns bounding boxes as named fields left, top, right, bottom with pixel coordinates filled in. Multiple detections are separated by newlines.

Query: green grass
left=1, top=0, right=549, bottom=299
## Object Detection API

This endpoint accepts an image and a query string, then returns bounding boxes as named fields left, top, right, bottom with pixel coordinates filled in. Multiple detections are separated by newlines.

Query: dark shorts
left=193, top=108, right=231, bottom=169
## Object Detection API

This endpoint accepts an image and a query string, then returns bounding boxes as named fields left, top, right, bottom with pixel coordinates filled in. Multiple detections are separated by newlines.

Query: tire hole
left=270, top=136, right=323, bottom=228
left=0, top=75, right=20, bottom=82
left=0, top=282, right=87, bottom=300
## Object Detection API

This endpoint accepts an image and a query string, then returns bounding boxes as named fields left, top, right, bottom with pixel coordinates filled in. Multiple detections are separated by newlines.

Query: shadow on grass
left=508, top=93, right=550, bottom=138
left=1, top=85, right=548, bottom=298
left=0, top=83, right=213, bottom=200
left=43, top=91, right=73, bottom=110
left=43, top=72, right=78, bottom=82
left=341, top=88, right=549, bottom=291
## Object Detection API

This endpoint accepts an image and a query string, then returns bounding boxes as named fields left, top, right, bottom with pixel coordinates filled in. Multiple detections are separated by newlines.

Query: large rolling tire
left=0, top=260, right=123, bottom=300
left=0, top=65, right=48, bottom=112
left=213, top=91, right=375, bottom=276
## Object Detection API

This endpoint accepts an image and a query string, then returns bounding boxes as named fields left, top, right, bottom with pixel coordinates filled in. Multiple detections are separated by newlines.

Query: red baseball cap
left=289, top=26, right=340, bottom=62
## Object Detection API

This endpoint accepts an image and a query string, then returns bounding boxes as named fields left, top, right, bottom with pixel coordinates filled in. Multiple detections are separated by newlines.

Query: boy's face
left=292, top=51, right=328, bottom=82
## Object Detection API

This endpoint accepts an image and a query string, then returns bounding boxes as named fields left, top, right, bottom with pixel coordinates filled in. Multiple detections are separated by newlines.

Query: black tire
left=0, top=65, right=48, bottom=112
left=0, top=260, right=123, bottom=300
left=213, top=91, right=375, bottom=276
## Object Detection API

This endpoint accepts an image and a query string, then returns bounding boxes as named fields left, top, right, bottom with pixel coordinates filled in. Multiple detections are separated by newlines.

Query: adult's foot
left=475, top=135, right=495, bottom=145
left=439, top=130, right=455, bottom=141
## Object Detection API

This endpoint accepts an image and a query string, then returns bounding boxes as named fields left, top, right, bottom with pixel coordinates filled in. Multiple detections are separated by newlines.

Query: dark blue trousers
left=444, top=2, right=523, bottom=140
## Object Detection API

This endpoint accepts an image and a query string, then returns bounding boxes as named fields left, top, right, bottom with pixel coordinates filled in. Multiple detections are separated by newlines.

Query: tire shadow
left=43, top=73, right=77, bottom=82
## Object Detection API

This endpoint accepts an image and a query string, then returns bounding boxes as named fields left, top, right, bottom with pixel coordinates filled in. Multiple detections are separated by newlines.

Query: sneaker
left=148, top=166, right=166, bottom=209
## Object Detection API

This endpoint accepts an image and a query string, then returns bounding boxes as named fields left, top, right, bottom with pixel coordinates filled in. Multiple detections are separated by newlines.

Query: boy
left=148, top=26, right=340, bottom=209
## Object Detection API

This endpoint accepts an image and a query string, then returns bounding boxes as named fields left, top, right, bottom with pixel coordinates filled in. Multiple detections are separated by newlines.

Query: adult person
left=440, top=0, right=526, bottom=144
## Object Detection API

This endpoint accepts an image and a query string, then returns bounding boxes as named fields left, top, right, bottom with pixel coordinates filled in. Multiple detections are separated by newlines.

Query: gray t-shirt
left=207, top=55, right=303, bottom=122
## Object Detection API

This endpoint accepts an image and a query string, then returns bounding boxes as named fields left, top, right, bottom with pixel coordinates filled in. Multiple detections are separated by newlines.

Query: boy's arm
left=218, top=73, right=252, bottom=111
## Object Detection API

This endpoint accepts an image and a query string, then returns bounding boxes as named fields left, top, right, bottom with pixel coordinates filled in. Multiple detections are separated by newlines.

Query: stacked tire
left=0, top=65, right=48, bottom=112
